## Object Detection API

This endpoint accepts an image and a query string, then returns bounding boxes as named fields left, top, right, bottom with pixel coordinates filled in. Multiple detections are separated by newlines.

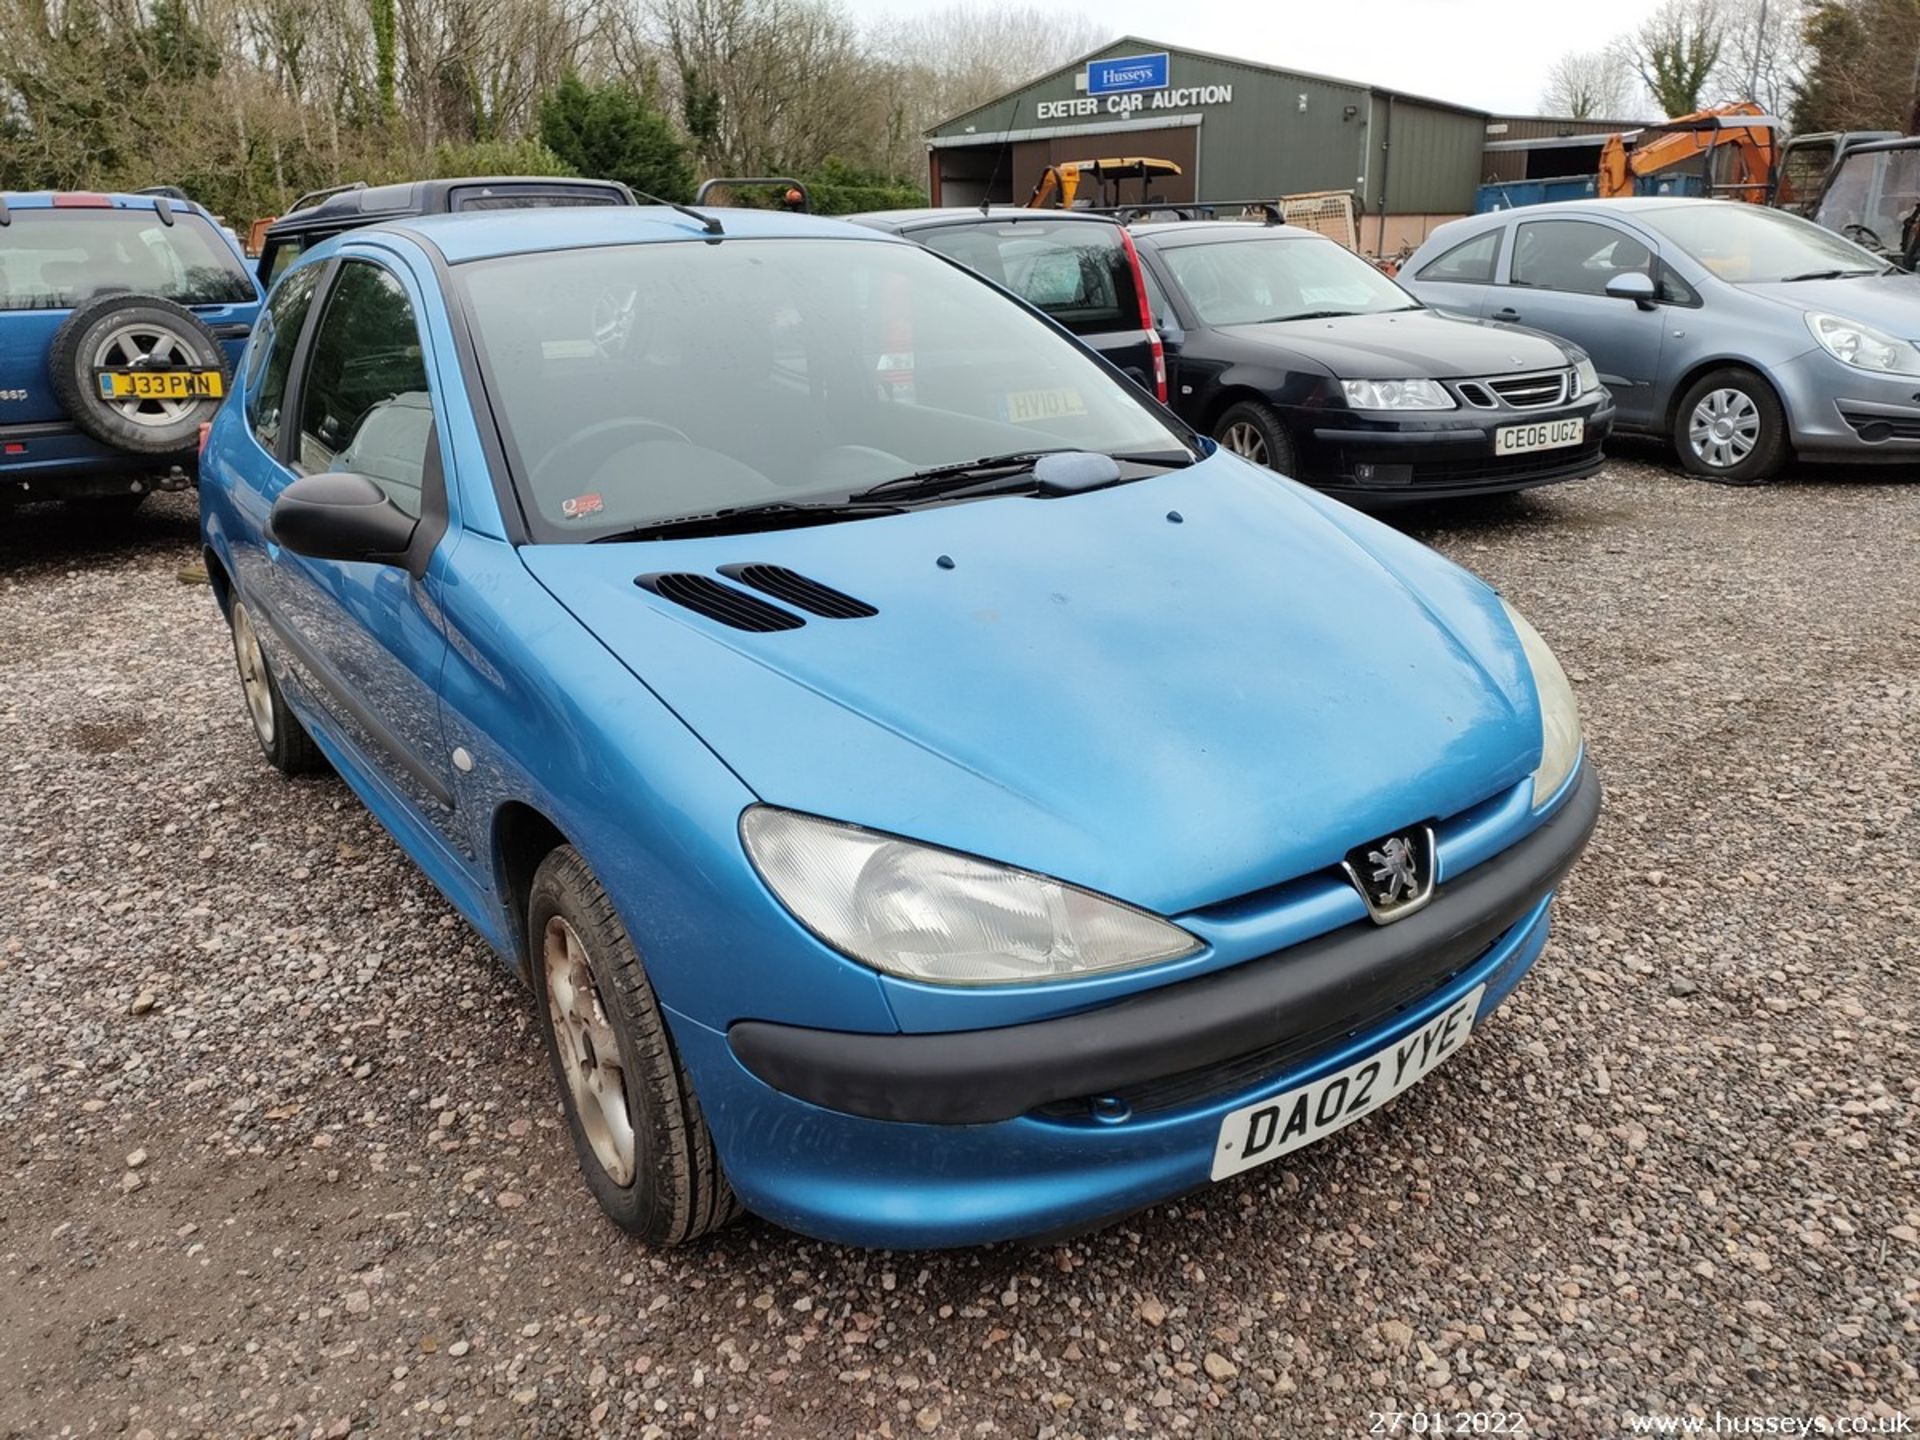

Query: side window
left=1511, top=221, right=1653, bottom=296
left=263, top=237, right=306, bottom=286
left=1140, top=263, right=1175, bottom=327
left=1417, top=228, right=1501, bottom=284
left=295, top=261, right=434, bottom=521
left=246, top=263, right=322, bottom=453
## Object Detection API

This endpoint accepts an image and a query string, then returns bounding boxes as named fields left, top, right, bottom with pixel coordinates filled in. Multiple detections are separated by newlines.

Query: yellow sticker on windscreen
left=1004, top=387, right=1088, bottom=424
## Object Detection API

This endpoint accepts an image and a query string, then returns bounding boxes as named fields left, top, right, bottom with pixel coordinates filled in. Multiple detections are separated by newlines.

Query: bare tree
left=1632, top=0, right=1727, bottom=115
left=1539, top=47, right=1643, bottom=118
left=1714, top=0, right=1808, bottom=114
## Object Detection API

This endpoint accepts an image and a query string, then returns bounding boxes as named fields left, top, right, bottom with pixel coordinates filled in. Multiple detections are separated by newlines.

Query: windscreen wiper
left=591, top=498, right=904, bottom=542
left=1257, top=309, right=1361, bottom=322
left=853, top=448, right=1195, bottom=507
left=851, top=450, right=1075, bottom=504
left=1778, top=268, right=1880, bottom=281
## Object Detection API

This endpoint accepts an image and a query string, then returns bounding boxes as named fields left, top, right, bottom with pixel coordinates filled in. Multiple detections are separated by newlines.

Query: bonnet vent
left=717, top=564, right=878, bottom=619
left=635, top=573, right=805, bottom=632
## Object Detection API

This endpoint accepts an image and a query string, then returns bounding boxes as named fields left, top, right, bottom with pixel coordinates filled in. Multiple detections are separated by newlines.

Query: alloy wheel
left=230, top=605, right=275, bottom=747
left=542, top=915, right=636, bottom=1186
left=1687, top=388, right=1760, bottom=470
left=1222, top=421, right=1270, bottom=466
left=91, top=323, right=205, bottom=428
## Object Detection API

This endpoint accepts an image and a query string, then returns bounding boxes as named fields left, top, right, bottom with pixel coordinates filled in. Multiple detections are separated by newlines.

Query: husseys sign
left=1036, top=55, right=1234, bottom=121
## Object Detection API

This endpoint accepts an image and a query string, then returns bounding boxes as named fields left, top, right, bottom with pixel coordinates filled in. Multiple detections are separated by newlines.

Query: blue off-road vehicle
left=0, top=190, right=261, bottom=510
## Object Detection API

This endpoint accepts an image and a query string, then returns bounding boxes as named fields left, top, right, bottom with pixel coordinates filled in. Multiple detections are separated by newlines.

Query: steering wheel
left=531, top=417, right=693, bottom=493
left=1843, top=222, right=1887, bottom=252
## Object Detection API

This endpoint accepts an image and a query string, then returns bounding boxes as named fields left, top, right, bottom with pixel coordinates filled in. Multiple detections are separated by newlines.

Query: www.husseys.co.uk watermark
left=1626, top=1412, right=1912, bottom=1436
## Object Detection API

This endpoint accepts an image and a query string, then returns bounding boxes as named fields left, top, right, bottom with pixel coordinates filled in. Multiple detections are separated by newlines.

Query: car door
left=1492, top=217, right=1669, bottom=427
left=236, top=253, right=461, bottom=844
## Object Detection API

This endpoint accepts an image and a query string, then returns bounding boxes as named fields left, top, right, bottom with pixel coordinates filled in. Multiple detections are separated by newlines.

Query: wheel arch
left=202, top=544, right=234, bottom=617
left=1658, top=356, right=1789, bottom=436
left=492, top=801, right=573, bottom=981
left=1200, top=384, right=1286, bottom=433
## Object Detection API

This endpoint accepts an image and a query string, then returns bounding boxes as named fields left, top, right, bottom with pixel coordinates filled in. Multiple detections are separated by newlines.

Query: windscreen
left=0, top=209, right=254, bottom=311
left=1811, top=150, right=1920, bottom=258
left=1644, top=202, right=1884, bottom=281
left=1158, top=234, right=1418, bottom=325
left=458, top=237, right=1185, bottom=539
left=913, top=220, right=1142, bottom=336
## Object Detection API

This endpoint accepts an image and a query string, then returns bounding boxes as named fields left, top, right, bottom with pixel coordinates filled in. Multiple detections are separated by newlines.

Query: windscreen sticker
left=560, top=493, right=605, bottom=520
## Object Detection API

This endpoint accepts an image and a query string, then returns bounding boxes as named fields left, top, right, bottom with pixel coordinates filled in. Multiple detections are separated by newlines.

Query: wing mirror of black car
left=1604, top=271, right=1659, bottom=309
left=270, top=472, right=418, bottom=567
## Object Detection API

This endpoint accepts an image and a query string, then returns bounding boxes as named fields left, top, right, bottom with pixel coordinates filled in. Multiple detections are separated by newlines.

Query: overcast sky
left=837, top=0, right=1676, bottom=115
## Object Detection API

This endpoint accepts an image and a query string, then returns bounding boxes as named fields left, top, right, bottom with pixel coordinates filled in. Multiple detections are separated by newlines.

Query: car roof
left=266, top=176, right=635, bottom=235
left=848, top=206, right=1124, bottom=232
left=1833, top=136, right=1920, bottom=157
left=358, top=205, right=907, bottom=264
left=0, top=190, right=215, bottom=220
left=1460, top=196, right=1738, bottom=223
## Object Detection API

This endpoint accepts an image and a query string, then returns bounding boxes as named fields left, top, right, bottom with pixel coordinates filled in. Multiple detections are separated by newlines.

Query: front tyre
left=1673, top=367, right=1787, bottom=485
left=1213, top=399, right=1298, bottom=476
left=227, top=600, right=325, bottom=775
left=529, top=846, right=739, bottom=1245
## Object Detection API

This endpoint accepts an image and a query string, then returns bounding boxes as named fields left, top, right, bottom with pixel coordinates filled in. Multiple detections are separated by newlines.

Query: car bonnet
left=1217, top=309, right=1573, bottom=380
left=518, top=455, right=1543, bottom=915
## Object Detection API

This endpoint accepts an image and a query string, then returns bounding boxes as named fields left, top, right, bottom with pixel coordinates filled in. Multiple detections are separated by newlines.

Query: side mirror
left=270, top=471, right=417, bottom=566
left=1604, top=271, right=1659, bottom=309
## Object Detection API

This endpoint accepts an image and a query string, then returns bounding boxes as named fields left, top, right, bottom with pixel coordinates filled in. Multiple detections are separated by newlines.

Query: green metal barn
left=925, top=37, right=1493, bottom=254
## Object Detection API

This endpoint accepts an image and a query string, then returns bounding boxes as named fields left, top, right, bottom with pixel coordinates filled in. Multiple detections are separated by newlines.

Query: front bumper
left=1771, top=346, right=1920, bottom=463
left=691, top=763, right=1600, bottom=1247
left=1295, top=396, right=1615, bottom=503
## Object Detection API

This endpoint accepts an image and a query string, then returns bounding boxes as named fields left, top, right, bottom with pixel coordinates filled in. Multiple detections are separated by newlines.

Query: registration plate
left=97, top=370, right=224, bottom=401
left=1210, top=984, right=1485, bottom=1182
left=1004, top=387, right=1087, bottom=424
left=1494, top=418, right=1582, bottom=455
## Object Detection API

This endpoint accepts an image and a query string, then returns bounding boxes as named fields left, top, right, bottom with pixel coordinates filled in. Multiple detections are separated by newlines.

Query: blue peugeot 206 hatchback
left=199, top=205, right=1599, bottom=1249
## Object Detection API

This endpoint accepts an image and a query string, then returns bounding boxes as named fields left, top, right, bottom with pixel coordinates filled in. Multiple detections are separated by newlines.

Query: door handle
left=1492, top=307, right=1521, bottom=321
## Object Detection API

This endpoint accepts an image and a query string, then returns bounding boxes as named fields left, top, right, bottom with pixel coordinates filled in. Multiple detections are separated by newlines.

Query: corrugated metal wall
left=929, top=38, right=1488, bottom=215
left=1362, top=96, right=1489, bottom=214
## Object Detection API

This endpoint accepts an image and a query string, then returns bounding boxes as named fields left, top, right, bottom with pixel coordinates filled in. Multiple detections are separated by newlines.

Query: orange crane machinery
left=1027, top=158, right=1183, bottom=210
left=1598, top=103, right=1780, bottom=202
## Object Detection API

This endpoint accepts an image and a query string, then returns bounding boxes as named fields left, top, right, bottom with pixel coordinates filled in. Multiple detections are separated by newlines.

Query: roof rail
left=284, top=180, right=367, bottom=216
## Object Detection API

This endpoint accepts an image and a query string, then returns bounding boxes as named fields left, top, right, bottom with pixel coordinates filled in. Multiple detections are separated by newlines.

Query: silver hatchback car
left=1401, top=197, right=1920, bottom=484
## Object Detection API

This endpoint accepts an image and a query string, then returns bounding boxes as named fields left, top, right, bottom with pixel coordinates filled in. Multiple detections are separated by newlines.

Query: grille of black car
left=635, top=573, right=807, bottom=632
left=718, top=564, right=878, bottom=619
left=1485, top=370, right=1571, bottom=408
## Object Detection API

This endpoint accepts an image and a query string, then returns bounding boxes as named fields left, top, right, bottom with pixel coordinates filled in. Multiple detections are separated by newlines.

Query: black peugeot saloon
left=1129, top=220, right=1614, bottom=504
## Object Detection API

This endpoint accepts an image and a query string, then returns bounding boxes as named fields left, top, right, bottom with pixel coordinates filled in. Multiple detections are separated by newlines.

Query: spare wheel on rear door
left=48, top=294, right=231, bottom=456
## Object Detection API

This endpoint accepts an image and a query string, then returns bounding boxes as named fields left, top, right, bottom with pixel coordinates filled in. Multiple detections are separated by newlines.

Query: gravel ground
left=1, top=457, right=1916, bottom=1440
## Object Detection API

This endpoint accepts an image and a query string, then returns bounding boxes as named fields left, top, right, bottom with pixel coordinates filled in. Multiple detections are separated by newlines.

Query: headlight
left=1572, top=358, right=1600, bottom=398
left=1806, top=311, right=1920, bottom=376
left=1500, top=598, right=1582, bottom=808
left=740, top=808, right=1201, bottom=985
left=1340, top=377, right=1456, bottom=410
